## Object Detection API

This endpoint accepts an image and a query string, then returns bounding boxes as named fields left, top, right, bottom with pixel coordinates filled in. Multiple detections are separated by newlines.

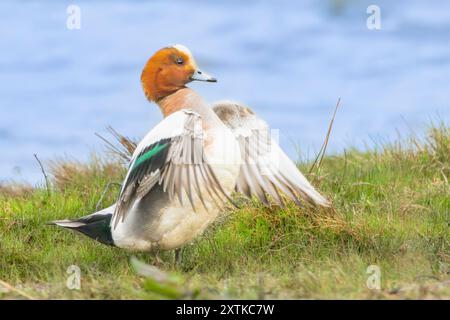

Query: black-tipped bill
left=190, top=69, right=217, bottom=82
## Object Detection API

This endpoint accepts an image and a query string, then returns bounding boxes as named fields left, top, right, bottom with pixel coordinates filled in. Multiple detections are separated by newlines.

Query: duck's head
left=141, top=44, right=216, bottom=102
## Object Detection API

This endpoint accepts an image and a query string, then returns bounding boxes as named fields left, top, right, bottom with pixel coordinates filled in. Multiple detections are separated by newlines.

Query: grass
left=0, top=122, right=448, bottom=299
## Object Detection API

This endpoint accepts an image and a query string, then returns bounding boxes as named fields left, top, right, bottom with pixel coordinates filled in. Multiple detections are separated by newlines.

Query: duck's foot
left=174, top=248, right=183, bottom=266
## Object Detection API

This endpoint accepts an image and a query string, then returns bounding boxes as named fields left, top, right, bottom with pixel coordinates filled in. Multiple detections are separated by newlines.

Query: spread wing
left=213, top=100, right=330, bottom=207
left=112, top=109, right=231, bottom=228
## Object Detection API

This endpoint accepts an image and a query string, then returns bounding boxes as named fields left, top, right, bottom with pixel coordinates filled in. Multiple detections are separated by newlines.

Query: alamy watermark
left=66, top=5, right=81, bottom=30
left=366, top=265, right=381, bottom=290
left=66, top=265, right=81, bottom=290
left=367, top=5, right=381, bottom=30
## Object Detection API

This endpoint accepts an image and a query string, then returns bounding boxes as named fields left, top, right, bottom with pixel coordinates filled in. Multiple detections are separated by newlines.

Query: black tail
left=50, top=213, right=115, bottom=246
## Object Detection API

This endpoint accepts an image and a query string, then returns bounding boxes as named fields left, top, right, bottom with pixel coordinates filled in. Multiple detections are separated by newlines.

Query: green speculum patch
left=131, top=143, right=168, bottom=172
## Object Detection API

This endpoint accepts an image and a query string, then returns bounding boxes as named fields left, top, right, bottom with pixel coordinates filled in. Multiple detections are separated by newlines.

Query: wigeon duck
left=52, top=45, right=329, bottom=255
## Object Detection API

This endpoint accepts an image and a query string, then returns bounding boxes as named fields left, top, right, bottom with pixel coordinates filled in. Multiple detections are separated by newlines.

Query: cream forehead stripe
left=170, top=44, right=197, bottom=67
left=171, top=44, right=192, bottom=56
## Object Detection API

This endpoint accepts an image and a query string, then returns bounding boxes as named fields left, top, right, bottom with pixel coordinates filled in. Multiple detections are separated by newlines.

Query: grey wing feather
left=213, top=100, right=330, bottom=207
left=112, top=110, right=232, bottom=228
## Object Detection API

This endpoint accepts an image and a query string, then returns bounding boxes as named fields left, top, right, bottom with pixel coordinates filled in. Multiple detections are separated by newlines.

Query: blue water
left=1, top=0, right=449, bottom=184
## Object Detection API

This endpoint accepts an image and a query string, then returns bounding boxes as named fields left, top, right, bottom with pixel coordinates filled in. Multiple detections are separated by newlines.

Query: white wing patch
left=112, top=110, right=233, bottom=228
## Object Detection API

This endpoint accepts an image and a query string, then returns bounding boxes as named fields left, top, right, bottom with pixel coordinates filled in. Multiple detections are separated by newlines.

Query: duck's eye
left=176, top=58, right=184, bottom=65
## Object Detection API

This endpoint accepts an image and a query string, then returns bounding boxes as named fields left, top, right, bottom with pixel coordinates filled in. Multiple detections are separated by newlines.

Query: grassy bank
left=0, top=123, right=448, bottom=299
